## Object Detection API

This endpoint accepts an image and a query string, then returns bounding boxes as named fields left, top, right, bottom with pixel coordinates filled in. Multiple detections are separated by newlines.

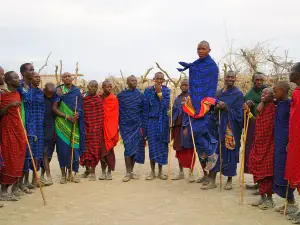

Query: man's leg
left=99, top=160, right=107, bottom=180
left=0, top=184, right=18, bottom=201
left=258, top=178, right=275, bottom=210
left=123, top=156, right=132, bottom=182
left=196, top=160, right=209, bottom=184
left=89, top=167, right=96, bottom=181
left=172, top=161, right=184, bottom=180
left=224, top=177, right=233, bottom=190
left=60, top=167, right=67, bottom=184
left=201, top=171, right=217, bottom=190
left=130, top=156, right=139, bottom=179
left=157, top=164, right=167, bottom=180
left=42, top=151, right=53, bottom=183
left=146, top=160, right=156, bottom=180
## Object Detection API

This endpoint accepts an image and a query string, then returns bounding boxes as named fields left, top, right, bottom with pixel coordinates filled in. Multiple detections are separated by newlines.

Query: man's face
left=88, top=83, right=98, bottom=95
left=44, top=85, right=55, bottom=98
left=289, top=71, right=300, bottom=83
left=62, top=74, right=73, bottom=85
left=31, top=73, right=41, bottom=87
left=10, top=72, right=21, bottom=88
left=154, top=73, right=165, bottom=86
left=127, top=76, right=137, bottom=89
left=102, top=82, right=112, bottom=95
left=180, top=81, right=189, bottom=92
left=254, top=75, right=264, bottom=88
left=0, top=67, right=4, bottom=85
left=24, top=64, right=34, bottom=80
left=224, top=73, right=236, bottom=87
left=197, top=43, right=211, bottom=59
left=261, top=89, right=273, bottom=103
left=273, top=86, right=285, bottom=101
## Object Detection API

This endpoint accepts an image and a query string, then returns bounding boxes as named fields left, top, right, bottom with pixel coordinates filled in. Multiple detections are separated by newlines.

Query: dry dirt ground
left=0, top=145, right=294, bottom=225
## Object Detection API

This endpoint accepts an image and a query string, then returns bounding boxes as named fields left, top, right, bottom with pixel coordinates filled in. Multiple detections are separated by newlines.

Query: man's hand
left=216, top=101, right=226, bottom=110
left=8, top=101, right=21, bottom=108
left=155, top=83, right=162, bottom=94
left=245, top=100, right=254, bottom=108
left=256, top=102, right=264, bottom=113
left=68, top=115, right=78, bottom=123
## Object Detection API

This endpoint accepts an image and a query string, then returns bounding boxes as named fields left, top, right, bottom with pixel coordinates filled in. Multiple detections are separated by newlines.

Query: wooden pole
left=188, top=116, right=201, bottom=175
left=168, top=89, right=175, bottom=183
left=69, top=96, right=78, bottom=181
left=238, top=110, right=247, bottom=188
left=17, top=110, right=46, bottom=205
left=75, top=62, right=78, bottom=85
left=284, top=181, right=290, bottom=216
left=219, top=110, right=222, bottom=190
left=240, top=111, right=250, bottom=203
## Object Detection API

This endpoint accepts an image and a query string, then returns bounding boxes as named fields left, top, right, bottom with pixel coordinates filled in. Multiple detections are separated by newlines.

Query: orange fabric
left=183, top=96, right=216, bottom=118
left=103, top=93, right=119, bottom=152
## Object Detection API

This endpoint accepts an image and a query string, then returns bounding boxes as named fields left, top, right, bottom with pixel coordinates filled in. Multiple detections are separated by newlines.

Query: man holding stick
left=204, top=71, right=244, bottom=190
left=53, top=72, right=85, bottom=184
left=0, top=71, right=26, bottom=201
left=143, top=72, right=170, bottom=180
left=177, top=41, right=219, bottom=174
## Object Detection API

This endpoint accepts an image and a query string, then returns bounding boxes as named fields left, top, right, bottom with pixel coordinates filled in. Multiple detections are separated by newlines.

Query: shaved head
left=274, top=81, right=290, bottom=93
left=88, top=80, right=98, bottom=87
left=127, top=75, right=136, bottom=82
left=290, top=62, right=300, bottom=84
left=102, top=79, right=112, bottom=87
left=61, top=72, right=72, bottom=78
left=45, top=82, right=55, bottom=89
left=199, top=40, right=210, bottom=48
left=181, top=78, right=189, bottom=85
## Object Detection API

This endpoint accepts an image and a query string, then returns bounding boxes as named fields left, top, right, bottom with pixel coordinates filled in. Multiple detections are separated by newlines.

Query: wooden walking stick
left=240, top=110, right=250, bottom=203
left=284, top=181, right=290, bottom=216
left=168, top=89, right=176, bottom=183
left=17, top=110, right=46, bottom=205
left=238, top=110, right=247, bottom=188
left=188, top=116, right=201, bottom=174
left=218, top=110, right=223, bottom=190
left=69, top=96, right=78, bottom=181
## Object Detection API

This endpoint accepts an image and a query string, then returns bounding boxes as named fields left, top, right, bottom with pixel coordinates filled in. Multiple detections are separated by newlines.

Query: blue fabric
left=210, top=87, right=244, bottom=176
left=273, top=99, right=295, bottom=198
left=142, top=86, right=170, bottom=165
left=21, top=85, right=45, bottom=171
left=172, top=94, right=193, bottom=149
left=178, top=55, right=219, bottom=157
left=54, top=85, right=85, bottom=172
left=118, top=88, right=145, bottom=164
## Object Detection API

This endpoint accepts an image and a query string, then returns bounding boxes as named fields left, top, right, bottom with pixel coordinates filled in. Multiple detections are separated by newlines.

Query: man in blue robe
left=118, top=75, right=145, bottom=182
left=143, top=72, right=170, bottom=180
left=273, top=81, right=298, bottom=215
left=203, top=71, right=244, bottom=190
left=177, top=41, right=219, bottom=172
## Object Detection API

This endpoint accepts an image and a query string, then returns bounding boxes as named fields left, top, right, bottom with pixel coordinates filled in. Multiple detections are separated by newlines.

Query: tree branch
left=38, top=52, right=52, bottom=73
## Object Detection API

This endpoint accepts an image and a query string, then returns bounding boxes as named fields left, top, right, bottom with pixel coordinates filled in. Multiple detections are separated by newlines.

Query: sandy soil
left=0, top=145, right=294, bottom=225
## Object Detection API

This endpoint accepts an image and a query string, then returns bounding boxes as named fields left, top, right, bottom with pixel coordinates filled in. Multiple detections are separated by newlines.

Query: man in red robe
left=99, top=80, right=119, bottom=180
left=248, top=88, right=276, bottom=210
left=285, top=62, right=300, bottom=222
left=0, top=71, right=26, bottom=201
left=80, top=80, right=104, bottom=181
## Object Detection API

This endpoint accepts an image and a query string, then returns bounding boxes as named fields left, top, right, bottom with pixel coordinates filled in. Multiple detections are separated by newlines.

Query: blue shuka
left=142, top=86, right=170, bottom=165
left=210, top=87, right=244, bottom=176
left=118, top=88, right=145, bottom=164
left=172, top=93, right=193, bottom=150
left=22, top=85, right=45, bottom=171
left=177, top=55, right=219, bottom=157
left=273, top=99, right=295, bottom=198
left=54, top=85, right=85, bottom=172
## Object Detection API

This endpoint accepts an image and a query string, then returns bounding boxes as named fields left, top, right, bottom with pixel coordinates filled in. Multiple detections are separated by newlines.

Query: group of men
left=0, top=41, right=300, bottom=223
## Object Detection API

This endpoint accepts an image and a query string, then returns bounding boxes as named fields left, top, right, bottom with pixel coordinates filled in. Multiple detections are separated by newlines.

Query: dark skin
left=256, top=88, right=274, bottom=113
left=100, top=81, right=113, bottom=177
left=148, top=73, right=166, bottom=178
left=197, top=42, right=211, bottom=59
left=41, top=83, right=55, bottom=181
left=207, top=72, right=237, bottom=187
left=243, top=74, right=265, bottom=110
left=290, top=62, right=300, bottom=86
left=0, top=72, right=21, bottom=196
left=52, top=73, right=78, bottom=123
left=0, top=72, right=21, bottom=118
left=52, top=73, right=79, bottom=178
left=22, top=64, right=34, bottom=90
left=124, top=76, right=139, bottom=180
left=0, top=67, right=4, bottom=85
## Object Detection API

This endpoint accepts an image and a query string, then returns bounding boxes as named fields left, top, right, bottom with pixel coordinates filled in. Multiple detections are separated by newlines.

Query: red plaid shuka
left=80, top=94, right=104, bottom=168
left=248, top=103, right=276, bottom=182
left=0, top=91, right=27, bottom=184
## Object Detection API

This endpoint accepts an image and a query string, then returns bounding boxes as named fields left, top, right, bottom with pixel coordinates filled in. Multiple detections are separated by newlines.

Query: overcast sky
left=1, top=0, right=299, bottom=81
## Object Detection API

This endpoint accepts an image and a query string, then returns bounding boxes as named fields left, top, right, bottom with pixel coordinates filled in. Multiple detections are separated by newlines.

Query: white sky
left=1, top=0, right=299, bottom=81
